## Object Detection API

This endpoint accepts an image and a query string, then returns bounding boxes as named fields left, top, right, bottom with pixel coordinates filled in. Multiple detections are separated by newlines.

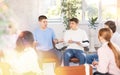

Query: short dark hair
left=38, top=15, right=47, bottom=21
left=69, top=18, right=79, bottom=24
left=104, top=20, right=116, bottom=33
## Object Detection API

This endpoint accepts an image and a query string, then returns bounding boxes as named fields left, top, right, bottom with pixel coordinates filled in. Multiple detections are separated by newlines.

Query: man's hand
left=68, top=40, right=81, bottom=45
left=92, top=61, right=98, bottom=66
left=68, top=40, right=73, bottom=43
left=53, top=39, right=59, bottom=44
left=58, top=38, right=64, bottom=43
left=75, top=42, right=81, bottom=46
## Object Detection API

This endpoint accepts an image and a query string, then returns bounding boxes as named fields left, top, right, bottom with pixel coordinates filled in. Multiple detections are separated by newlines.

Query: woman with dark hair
left=6, top=31, right=41, bottom=75
left=93, top=28, right=120, bottom=75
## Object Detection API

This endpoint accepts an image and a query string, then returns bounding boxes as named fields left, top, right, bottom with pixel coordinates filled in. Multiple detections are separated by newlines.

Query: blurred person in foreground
left=4, top=31, right=41, bottom=75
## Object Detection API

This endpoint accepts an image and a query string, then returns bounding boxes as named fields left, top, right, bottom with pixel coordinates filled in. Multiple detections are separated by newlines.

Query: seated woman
left=93, top=28, right=120, bottom=75
left=5, top=31, right=41, bottom=75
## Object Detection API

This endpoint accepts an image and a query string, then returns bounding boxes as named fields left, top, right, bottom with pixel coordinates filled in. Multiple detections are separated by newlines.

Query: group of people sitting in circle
left=0, top=15, right=120, bottom=75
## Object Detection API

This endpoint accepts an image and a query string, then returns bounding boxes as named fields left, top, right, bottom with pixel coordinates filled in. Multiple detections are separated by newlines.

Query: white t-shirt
left=64, top=28, right=89, bottom=51
left=4, top=47, right=41, bottom=74
left=111, top=32, right=120, bottom=50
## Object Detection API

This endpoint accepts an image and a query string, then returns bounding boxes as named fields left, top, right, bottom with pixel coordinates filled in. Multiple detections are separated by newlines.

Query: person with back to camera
left=33, top=15, right=62, bottom=68
left=104, top=20, right=120, bottom=50
left=5, top=31, right=41, bottom=75
left=63, top=18, right=89, bottom=66
left=93, top=28, right=120, bottom=75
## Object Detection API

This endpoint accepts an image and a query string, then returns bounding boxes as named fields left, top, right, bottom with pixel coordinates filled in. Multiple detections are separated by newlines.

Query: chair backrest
left=55, top=65, right=93, bottom=75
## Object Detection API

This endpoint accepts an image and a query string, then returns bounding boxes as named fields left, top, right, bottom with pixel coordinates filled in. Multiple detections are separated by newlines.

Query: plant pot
left=89, top=29, right=96, bottom=52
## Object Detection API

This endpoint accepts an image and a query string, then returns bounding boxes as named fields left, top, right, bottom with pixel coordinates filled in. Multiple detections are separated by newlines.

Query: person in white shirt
left=63, top=18, right=89, bottom=66
left=5, top=31, right=41, bottom=75
left=104, top=20, right=120, bottom=49
left=92, top=28, right=120, bottom=75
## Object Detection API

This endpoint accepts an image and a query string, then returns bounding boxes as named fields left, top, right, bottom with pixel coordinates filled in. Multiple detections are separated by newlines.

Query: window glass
left=101, top=0, right=117, bottom=20
left=85, top=0, right=99, bottom=21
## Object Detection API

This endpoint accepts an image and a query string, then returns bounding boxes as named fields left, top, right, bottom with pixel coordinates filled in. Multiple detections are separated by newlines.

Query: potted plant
left=61, top=0, right=81, bottom=30
left=88, top=16, right=98, bottom=29
left=88, top=16, right=98, bottom=52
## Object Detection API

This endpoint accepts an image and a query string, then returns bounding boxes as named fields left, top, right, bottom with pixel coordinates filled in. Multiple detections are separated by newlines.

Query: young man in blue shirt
left=33, top=15, right=61, bottom=68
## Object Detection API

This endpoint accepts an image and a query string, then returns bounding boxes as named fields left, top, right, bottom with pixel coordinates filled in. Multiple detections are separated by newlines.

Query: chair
left=70, top=57, right=79, bottom=63
left=39, top=58, right=56, bottom=75
left=41, top=57, right=56, bottom=69
left=55, top=64, right=93, bottom=75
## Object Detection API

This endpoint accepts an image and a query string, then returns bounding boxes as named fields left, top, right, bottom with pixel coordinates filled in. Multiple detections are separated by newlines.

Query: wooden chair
left=55, top=65, right=93, bottom=75
left=70, top=57, right=79, bottom=63
left=39, top=57, right=57, bottom=69
left=39, top=58, right=57, bottom=75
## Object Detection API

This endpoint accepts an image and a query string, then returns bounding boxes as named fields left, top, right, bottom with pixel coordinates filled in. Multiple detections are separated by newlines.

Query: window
left=85, top=0, right=98, bottom=21
left=45, top=0, right=117, bottom=23
left=101, top=0, right=117, bottom=21
left=46, top=0, right=61, bottom=19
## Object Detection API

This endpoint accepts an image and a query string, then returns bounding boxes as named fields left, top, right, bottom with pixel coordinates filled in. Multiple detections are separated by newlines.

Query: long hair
left=99, top=28, right=120, bottom=69
left=16, top=31, right=34, bottom=52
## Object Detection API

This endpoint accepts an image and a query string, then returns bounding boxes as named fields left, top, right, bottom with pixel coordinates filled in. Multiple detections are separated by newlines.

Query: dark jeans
left=64, top=49, right=86, bottom=66
left=86, top=53, right=98, bottom=64
left=94, top=71, right=111, bottom=75
left=37, top=49, right=62, bottom=68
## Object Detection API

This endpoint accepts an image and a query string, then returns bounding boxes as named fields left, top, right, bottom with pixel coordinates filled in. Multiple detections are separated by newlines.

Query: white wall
left=6, top=0, right=39, bottom=31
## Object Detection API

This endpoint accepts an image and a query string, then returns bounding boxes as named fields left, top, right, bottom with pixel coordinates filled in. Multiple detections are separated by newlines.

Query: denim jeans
left=86, top=53, right=98, bottom=64
left=63, top=49, right=86, bottom=66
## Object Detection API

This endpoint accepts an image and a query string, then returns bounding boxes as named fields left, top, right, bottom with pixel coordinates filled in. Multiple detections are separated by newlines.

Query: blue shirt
left=33, top=28, right=56, bottom=51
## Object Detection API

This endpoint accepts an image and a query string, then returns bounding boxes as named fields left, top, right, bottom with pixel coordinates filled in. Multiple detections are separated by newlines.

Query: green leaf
left=61, top=0, right=82, bottom=29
